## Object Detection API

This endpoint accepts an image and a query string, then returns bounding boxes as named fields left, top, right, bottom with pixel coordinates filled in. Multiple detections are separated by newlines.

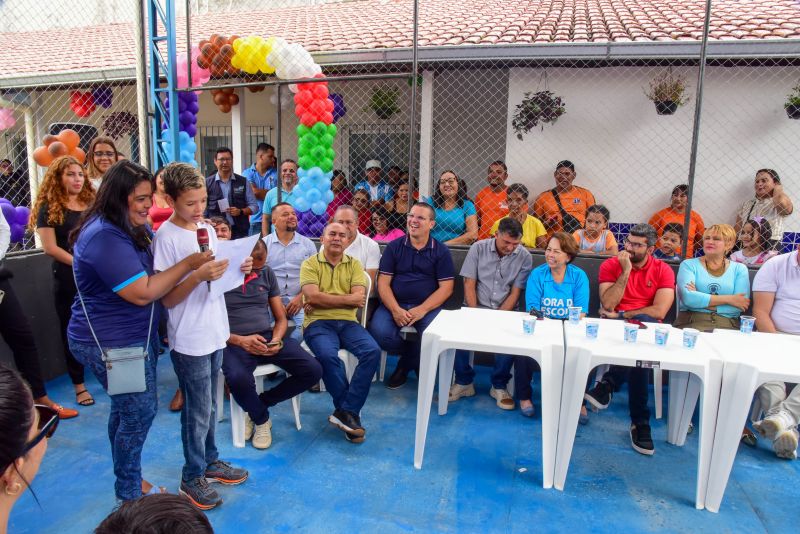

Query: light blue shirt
left=242, top=164, right=278, bottom=224
left=263, top=187, right=299, bottom=223
left=525, top=263, right=590, bottom=318
left=354, top=180, right=394, bottom=202
left=428, top=198, right=476, bottom=243
left=677, top=258, right=750, bottom=318
left=263, top=231, right=317, bottom=300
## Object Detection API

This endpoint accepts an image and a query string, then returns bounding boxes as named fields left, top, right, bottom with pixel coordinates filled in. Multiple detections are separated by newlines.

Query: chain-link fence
left=2, top=0, right=799, bottom=257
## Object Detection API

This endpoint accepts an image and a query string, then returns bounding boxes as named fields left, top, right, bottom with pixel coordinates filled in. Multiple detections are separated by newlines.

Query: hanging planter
left=364, top=87, right=400, bottom=120
left=511, top=90, right=566, bottom=140
left=645, top=69, right=689, bottom=116
left=784, top=83, right=800, bottom=119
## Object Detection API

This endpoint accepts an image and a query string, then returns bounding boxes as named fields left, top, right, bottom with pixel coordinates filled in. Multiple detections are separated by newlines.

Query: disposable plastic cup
left=624, top=323, right=639, bottom=343
left=654, top=326, right=670, bottom=346
left=586, top=321, right=599, bottom=339
left=522, top=316, right=536, bottom=335
left=740, top=315, right=755, bottom=334
left=683, top=328, right=699, bottom=349
left=568, top=306, right=582, bottom=325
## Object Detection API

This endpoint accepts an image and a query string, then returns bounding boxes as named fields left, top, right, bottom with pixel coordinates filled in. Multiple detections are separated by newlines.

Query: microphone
left=196, top=227, right=211, bottom=293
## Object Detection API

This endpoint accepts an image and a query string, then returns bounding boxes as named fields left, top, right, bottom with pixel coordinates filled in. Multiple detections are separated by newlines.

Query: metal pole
left=176, top=72, right=413, bottom=94
left=682, top=0, right=713, bottom=258
left=407, top=0, right=420, bottom=199
left=135, top=0, right=151, bottom=168
left=276, top=84, right=282, bottom=204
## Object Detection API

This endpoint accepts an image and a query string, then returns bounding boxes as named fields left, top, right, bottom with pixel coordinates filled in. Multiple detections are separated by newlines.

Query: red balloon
left=321, top=112, right=334, bottom=125
left=313, top=85, right=329, bottom=100
left=294, top=104, right=308, bottom=117
left=300, top=113, right=316, bottom=127
left=294, top=89, right=314, bottom=107
left=324, top=99, right=334, bottom=112
left=309, top=99, right=326, bottom=116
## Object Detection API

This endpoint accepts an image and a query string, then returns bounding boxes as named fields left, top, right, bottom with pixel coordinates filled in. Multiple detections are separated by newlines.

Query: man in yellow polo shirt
left=490, top=183, right=547, bottom=248
left=300, top=222, right=381, bottom=443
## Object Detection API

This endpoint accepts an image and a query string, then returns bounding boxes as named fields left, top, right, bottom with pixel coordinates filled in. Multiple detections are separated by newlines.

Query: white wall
left=505, top=65, right=800, bottom=234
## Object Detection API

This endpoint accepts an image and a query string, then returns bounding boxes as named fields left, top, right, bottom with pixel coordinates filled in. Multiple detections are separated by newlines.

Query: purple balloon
left=179, top=111, right=194, bottom=124
left=183, top=124, right=197, bottom=138
left=177, top=99, right=187, bottom=113
left=296, top=210, right=327, bottom=238
left=14, top=206, right=30, bottom=226
left=330, top=93, right=346, bottom=123
left=10, top=223, right=25, bottom=243
left=0, top=197, right=11, bottom=205
left=187, top=101, right=200, bottom=114
left=92, top=86, right=113, bottom=108
left=1, top=202, right=15, bottom=223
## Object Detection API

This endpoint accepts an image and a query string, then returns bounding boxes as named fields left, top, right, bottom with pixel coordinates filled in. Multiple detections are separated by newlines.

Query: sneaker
left=489, top=387, right=515, bottom=410
left=244, top=414, right=254, bottom=441
left=345, top=430, right=366, bottom=444
left=386, top=366, right=408, bottom=390
left=448, top=383, right=476, bottom=402
left=584, top=381, right=612, bottom=410
left=754, top=408, right=796, bottom=441
left=630, top=423, right=655, bottom=456
left=180, top=477, right=222, bottom=510
left=329, top=409, right=365, bottom=437
left=773, top=428, right=799, bottom=460
left=204, top=460, right=249, bottom=485
left=252, top=419, right=273, bottom=450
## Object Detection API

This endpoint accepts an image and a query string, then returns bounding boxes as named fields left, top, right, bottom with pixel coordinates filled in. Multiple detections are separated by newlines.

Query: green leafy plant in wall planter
left=645, top=69, right=690, bottom=115
left=784, top=83, right=800, bottom=119
left=365, top=87, right=400, bottom=120
left=511, top=90, right=566, bottom=140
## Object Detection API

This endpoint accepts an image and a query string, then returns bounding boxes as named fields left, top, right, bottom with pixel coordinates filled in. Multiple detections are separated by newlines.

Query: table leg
left=673, top=373, right=701, bottom=447
left=438, top=349, right=455, bottom=416
left=539, top=348, right=564, bottom=489
left=695, top=360, right=722, bottom=510
left=667, top=371, right=690, bottom=444
left=414, top=335, right=441, bottom=469
left=553, top=347, right=594, bottom=490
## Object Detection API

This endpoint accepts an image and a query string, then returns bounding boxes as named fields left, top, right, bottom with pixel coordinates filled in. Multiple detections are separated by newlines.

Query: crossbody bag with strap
left=550, top=188, right=583, bottom=233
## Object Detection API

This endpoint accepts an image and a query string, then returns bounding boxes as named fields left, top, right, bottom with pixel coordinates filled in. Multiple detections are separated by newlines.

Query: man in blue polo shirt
left=242, top=143, right=278, bottom=236
left=369, top=202, right=455, bottom=389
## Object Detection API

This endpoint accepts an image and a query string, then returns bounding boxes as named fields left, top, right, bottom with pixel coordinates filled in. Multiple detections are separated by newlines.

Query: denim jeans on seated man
left=368, top=303, right=441, bottom=374
left=170, top=349, right=222, bottom=482
left=454, top=350, right=514, bottom=390
left=303, top=320, right=381, bottom=414
left=249, top=222, right=263, bottom=237
left=598, top=314, right=658, bottom=425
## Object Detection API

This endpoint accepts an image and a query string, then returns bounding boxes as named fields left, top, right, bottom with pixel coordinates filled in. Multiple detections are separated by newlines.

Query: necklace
left=704, top=257, right=727, bottom=277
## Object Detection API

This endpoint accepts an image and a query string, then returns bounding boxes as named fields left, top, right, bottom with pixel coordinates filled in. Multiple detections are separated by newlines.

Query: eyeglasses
left=624, top=238, right=649, bottom=249
left=20, top=404, right=59, bottom=457
left=93, top=151, right=116, bottom=158
left=216, top=157, right=233, bottom=162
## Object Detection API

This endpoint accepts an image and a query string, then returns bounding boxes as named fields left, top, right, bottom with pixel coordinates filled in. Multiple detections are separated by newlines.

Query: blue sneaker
left=205, top=460, right=249, bottom=485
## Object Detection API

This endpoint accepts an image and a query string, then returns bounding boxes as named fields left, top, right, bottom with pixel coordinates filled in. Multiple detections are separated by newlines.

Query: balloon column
left=0, top=198, right=30, bottom=244
left=0, top=108, right=15, bottom=131
left=164, top=92, right=200, bottom=139
left=161, top=129, right=198, bottom=168
left=32, top=129, right=85, bottom=167
left=70, top=91, right=96, bottom=118
left=177, top=46, right=211, bottom=93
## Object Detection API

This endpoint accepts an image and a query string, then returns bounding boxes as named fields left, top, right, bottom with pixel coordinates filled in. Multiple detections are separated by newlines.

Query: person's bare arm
left=377, top=273, right=412, bottom=326
left=753, top=291, right=778, bottom=333
left=445, top=215, right=478, bottom=246
left=251, top=182, right=267, bottom=200
left=499, top=286, right=523, bottom=311
left=621, top=288, right=675, bottom=321
left=116, top=251, right=213, bottom=306
left=37, top=227, right=73, bottom=266
left=772, top=183, right=793, bottom=216
left=463, top=277, right=478, bottom=308
left=302, top=283, right=364, bottom=309
left=366, top=268, right=378, bottom=296
left=269, top=295, right=288, bottom=341
left=261, top=213, right=270, bottom=237
left=599, top=253, right=632, bottom=312
left=160, top=259, right=229, bottom=308
left=535, top=235, right=548, bottom=249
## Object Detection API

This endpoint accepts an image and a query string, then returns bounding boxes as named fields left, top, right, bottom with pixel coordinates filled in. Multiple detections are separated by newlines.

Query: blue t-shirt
left=378, top=235, right=455, bottom=306
left=677, top=258, right=750, bottom=318
left=242, top=164, right=278, bottom=224
left=428, top=198, right=476, bottom=242
left=68, top=217, right=159, bottom=347
left=525, top=263, right=590, bottom=319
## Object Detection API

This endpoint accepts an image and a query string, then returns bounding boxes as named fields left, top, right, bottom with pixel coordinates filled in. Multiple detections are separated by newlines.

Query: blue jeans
left=368, top=303, right=441, bottom=372
left=303, top=320, right=381, bottom=414
left=454, top=350, right=514, bottom=389
left=249, top=222, right=262, bottom=237
left=69, top=338, right=158, bottom=501
left=170, top=349, right=222, bottom=481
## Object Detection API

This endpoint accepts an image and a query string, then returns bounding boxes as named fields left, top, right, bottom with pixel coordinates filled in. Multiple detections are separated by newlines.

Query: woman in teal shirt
left=428, top=170, right=477, bottom=245
left=516, top=232, right=589, bottom=417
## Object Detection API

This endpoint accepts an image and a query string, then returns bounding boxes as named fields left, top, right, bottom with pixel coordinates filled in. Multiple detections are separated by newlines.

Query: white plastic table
left=554, top=319, right=723, bottom=509
left=703, top=329, right=800, bottom=513
left=414, top=308, right=565, bottom=488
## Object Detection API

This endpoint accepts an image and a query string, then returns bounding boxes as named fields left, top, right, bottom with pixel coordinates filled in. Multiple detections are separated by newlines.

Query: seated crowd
left=0, top=137, right=797, bottom=526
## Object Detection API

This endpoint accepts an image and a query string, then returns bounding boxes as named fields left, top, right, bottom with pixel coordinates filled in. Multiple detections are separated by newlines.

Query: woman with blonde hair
left=30, top=155, right=96, bottom=408
left=85, top=136, right=119, bottom=190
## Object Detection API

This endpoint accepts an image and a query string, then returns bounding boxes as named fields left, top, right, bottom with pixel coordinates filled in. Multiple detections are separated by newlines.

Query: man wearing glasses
left=584, top=223, right=675, bottom=456
left=369, top=202, right=455, bottom=389
left=205, top=147, right=258, bottom=239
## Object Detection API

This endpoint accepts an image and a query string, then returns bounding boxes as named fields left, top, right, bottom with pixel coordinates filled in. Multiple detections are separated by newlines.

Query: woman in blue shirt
left=428, top=170, right=477, bottom=245
left=68, top=161, right=212, bottom=501
left=516, top=232, right=589, bottom=417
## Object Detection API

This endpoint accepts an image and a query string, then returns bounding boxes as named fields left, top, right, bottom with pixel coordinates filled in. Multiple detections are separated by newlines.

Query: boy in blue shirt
left=653, top=222, right=683, bottom=261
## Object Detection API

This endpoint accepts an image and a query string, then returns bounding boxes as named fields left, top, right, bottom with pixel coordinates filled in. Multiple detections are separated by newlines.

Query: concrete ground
left=10, top=355, right=799, bottom=533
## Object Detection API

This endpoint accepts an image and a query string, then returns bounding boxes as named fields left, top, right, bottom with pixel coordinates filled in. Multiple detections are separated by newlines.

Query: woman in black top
left=30, top=155, right=96, bottom=407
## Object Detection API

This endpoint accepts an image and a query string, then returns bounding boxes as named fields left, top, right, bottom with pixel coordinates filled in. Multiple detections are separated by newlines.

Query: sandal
left=142, top=480, right=168, bottom=496
left=75, top=388, right=95, bottom=407
left=741, top=427, right=758, bottom=447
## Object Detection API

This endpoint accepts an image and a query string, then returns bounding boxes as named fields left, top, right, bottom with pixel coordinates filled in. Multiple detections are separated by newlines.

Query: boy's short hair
left=209, top=216, right=230, bottom=230
left=662, top=222, right=683, bottom=239
left=162, top=162, right=205, bottom=200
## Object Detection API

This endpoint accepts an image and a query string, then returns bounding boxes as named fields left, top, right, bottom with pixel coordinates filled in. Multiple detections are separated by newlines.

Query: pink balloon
left=177, top=47, right=211, bottom=94
left=0, top=108, right=15, bottom=130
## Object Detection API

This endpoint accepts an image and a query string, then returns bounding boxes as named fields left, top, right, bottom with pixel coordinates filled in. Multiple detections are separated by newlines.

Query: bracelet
left=270, top=340, right=284, bottom=350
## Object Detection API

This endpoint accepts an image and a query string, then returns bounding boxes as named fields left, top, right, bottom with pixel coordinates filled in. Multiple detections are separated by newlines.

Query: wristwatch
left=618, top=309, right=626, bottom=319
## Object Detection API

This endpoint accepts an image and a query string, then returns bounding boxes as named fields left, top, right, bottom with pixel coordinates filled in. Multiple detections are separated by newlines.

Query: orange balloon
left=33, top=146, right=54, bottom=167
left=70, top=147, right=86, bottom=164
left=42, top=134, right=58, bottom=146
left=57, top=129, right=80, bottom=151
left=47, top=141, right=69, bottom=158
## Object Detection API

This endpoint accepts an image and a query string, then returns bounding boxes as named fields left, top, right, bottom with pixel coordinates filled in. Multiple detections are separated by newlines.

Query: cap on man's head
left=555, top=160, right=575, bottom=172
left=365, top=160, right=382, bottom=171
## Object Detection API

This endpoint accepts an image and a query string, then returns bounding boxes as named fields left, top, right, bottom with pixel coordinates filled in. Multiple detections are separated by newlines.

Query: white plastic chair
left=379, top=325, right=417, bottom=382
left=217, top=365, right=302, bottom=449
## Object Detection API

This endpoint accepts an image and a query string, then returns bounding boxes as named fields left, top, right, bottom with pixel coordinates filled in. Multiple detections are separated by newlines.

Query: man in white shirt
left=751, top=248, right=800, bottom=459
left=322, top=205, right=380, bottom=292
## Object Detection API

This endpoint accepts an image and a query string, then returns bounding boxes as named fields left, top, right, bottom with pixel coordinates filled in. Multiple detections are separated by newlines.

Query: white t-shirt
left=320, top=232, right=381, bottom=270
left=90, top=177, right=102, bottom=191
left=752, top=250, right=800, bottom=335
left=153, top=220, right=230, bottom=356
left=736, top=197, right=787, bottom=238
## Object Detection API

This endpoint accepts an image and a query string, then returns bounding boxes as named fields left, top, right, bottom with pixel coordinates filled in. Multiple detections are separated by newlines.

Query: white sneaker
left=252, top=419, right=273, bottom=450
left=489, top=387, right=515, bottom=410
left=754, top=408, right=796, bottom=441
left=448, top=383, right=476, bottom=402
left=773, top=428, right=799, bottom=460
left=244, top=414, right=254, bottom=441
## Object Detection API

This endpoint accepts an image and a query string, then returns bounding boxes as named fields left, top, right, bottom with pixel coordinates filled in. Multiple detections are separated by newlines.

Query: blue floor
left=10, top=355, right=800, bottom=533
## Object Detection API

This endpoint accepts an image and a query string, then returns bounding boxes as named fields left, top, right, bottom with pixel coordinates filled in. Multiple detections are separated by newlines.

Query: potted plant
left=645, top=70, right=689, bottom=115
left=365, top=87, right=400, bottom=120
left=784, top=83, right=800, bottom=119
left=510, top=90, right=566, bottom=140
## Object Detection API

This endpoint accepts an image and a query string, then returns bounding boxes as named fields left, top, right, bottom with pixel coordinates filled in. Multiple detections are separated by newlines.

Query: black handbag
left=551, top=189, right=583, bottom=233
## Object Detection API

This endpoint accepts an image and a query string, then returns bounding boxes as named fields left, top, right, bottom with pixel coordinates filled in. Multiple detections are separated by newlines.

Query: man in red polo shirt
left=584, top=223, right=675, bottom=456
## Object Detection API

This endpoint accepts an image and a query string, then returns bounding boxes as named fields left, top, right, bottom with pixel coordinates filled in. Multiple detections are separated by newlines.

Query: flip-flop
left=75, top=388, right=95, bottom=407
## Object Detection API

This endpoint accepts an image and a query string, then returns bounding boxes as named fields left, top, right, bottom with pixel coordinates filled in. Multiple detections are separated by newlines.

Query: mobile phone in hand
left=626, top=319, right=648, bottom=329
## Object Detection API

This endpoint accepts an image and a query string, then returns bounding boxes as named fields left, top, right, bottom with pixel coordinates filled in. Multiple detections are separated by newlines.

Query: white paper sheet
left=217, top=198, right=230, bottom=212
left=209, top=234, right=260, bottom=298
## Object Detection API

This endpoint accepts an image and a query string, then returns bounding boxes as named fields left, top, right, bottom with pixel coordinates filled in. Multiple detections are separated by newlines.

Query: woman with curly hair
left=30, top=155, right=96, bottom=408
left=427, top=170, right=477, bottom=245
left=85, top=136, right=119, bottom=190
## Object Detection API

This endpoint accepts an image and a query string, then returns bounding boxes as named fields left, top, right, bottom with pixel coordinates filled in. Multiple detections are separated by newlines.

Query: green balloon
left=327, top=124, right=337, bottom=136
left=298, top=156, right=310, bottom=169
left=320, top=159, right=333, bottom=173
left=297, top=124, right=310, bottom=137
left=321, top=133, right=334, bottom=147
left=312, top=122, right=327, bottom=136
left=326, top=147, right=335, bottom=159
left=311, top=146, right=326, bottom=160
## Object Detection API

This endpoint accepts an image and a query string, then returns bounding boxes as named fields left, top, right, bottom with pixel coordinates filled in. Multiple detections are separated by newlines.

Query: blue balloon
left=311, top=201, right=327, bottom=216
left=320, top=178, right=331, bottom=191
left=308, top=167, right=323, bottom=181
left=323, top=189, right=334, bottom=203
left=305, top=188, right=322, bottom=203
left=298, top=175, right=311, bottom=188
left=294, top=197, right=310, bottom=212
left=297, top=168, right=307, bottom=179
left=324, top=171, right=333, bottom=180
